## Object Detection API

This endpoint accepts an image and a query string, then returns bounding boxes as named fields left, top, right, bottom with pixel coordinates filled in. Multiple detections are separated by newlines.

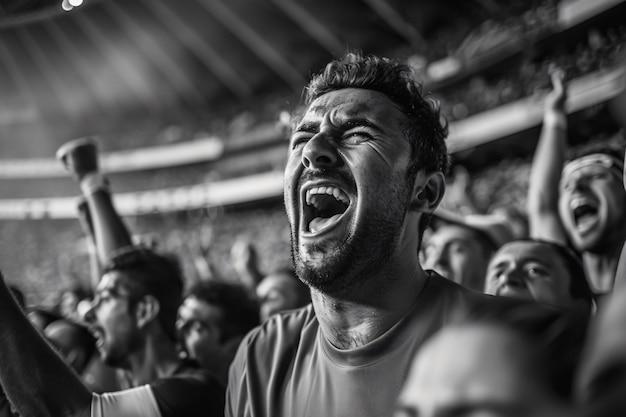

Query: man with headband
left=528, top=69, right=626, bottom=295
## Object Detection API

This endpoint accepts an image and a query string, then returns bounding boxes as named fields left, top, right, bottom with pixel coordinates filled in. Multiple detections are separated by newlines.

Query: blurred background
left=0, top=0, right=625, bottom=306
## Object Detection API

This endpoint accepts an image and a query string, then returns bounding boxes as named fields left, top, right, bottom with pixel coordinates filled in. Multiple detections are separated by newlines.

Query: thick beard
left=291, top=180, right=412, bottom=299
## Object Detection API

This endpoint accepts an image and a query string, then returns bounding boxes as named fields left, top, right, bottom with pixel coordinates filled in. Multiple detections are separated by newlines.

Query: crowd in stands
left=1, top=0, right=626, bottom=415
left=0, top=49, right=624, bottom=417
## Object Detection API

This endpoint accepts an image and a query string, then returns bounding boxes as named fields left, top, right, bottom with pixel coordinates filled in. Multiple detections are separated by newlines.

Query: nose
left=500, top=268, right=525, bottom=288
left=82, top=301, right=97, bottom=324
left=301, top=131, right=341, bottom=170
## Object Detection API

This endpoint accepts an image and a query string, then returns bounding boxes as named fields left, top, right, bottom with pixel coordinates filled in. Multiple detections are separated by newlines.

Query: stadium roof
left=0, top=0, right=497, bottom=154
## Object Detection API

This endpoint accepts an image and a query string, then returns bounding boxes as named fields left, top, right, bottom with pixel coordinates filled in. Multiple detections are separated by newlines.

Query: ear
left=409, top=171, right=446, bottom=213
left=135, top=295, right=160, bottom=328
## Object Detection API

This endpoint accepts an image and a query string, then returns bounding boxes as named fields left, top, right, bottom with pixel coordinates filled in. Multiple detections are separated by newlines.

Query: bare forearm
left=0, top=274, right=91, bottom=417
left=527, top=110, right=568, bottom=242
left=85, top=189, right=133, bottom=265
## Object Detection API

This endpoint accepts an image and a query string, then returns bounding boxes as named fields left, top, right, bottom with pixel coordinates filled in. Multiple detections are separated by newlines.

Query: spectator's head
left=558, top=143, right=626, bottom=254
left=83, top=246, right=183, bottom=368
left=177, top=280, right=259, bottom=377
left=485, top=239, right=594, bottom=310
left=256, top=268, right=310, bottom=321
left=395, top=307, right=586, bottom=417
left=423, top=210, right=515, bottom=291
left=44, top=319, right=96, bottom=375
left=285, top=52, right=448, bottom=295
left=27, top=308, right=62, bottom=332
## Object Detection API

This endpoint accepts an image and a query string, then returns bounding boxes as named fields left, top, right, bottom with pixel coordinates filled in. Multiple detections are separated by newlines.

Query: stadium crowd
left=0, top=49, right=624, bottom=417
left=1, top=0, right=626, bottom=414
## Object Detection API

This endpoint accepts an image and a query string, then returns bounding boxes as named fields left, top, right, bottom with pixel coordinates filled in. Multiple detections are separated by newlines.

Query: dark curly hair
left=102, top=246, right=184, bottom=342
left=186, top=280, right=259, bottom=343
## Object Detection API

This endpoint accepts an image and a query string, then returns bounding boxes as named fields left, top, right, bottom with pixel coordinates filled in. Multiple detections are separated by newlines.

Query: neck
left=583, top=242, right=623, bottom=293
left=312, top=261, right=427, bottom=350
left=126, top=332, right=181, bottom=386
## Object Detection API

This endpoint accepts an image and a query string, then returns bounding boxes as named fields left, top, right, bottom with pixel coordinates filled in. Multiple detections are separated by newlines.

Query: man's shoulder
left=424, top=271, right=492, bottom=303
left=150, top=360, right=225, bottom=417
left=229, top=304, right=317, bottom=382
left=240, top=304, right=317, bottom=353
left=426, top=271, right=563, bottom=319
left=423, top=271, right=547, bottom=316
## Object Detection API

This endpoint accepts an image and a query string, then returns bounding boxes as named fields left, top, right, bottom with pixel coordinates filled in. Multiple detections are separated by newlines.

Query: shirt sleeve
left=91, top=385, right=162, bottom=417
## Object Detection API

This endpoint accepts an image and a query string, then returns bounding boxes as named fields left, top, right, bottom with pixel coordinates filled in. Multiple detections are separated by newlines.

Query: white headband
left=562, top=153, right=624, bottom=179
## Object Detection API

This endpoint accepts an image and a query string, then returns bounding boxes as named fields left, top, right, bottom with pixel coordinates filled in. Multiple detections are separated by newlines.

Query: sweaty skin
left=284, top=88, right=445, bottom=349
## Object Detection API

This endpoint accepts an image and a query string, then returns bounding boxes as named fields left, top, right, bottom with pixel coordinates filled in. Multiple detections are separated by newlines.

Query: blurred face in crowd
left=395, top=324, right=567, bottom=417
left=83, top=271, right=143, bottom=368
left=177, top=296, right=224, bottom=372
left=285, top=88, right=422, bottom=295
left=60, top=291, right=85, bottom=321
left=558, top=159, right=626, bottom=253
left=485, top=241, right=574, bottom=308
left=256, top=272, right=309, bottom=321
left=422, top=224, right=491, bottom=292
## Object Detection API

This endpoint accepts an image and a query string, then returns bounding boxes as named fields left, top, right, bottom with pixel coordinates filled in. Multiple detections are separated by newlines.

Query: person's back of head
left=102, top=246, right=184, bottom=342
left=28, top=308, right=62, bottom=332
left=185, top=280, right=259, bottom=343
left=256, top=267, right=311, bottom=321
left=397, top=303, right=587, bottom=417
left=44, top=319, right=96, bottom=375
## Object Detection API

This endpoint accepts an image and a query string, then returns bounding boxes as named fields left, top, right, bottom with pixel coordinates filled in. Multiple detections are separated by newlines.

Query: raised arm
left=615, top=151, right=626, bottom=290
left=57, top=138, right=133, bottom=267
left=527, top=69, right=570, bottom=244
left=76, top=197, right=103, bottom=290
left=0, top=273, right=91, bottom=417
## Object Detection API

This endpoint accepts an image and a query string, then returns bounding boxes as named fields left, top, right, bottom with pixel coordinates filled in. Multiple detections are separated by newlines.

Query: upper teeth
left=306, top=186, right=349, bottom=205
left=570, top=197, right=592, bottom=211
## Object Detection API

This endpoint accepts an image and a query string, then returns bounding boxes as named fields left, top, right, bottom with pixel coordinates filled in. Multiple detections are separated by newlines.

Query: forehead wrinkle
left=307, top=90, right=404, bottom=124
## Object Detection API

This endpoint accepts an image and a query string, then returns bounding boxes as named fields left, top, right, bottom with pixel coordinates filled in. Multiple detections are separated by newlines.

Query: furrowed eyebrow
left=342, top=118, right=380, bottom=131
left=294, top=121, right=318, bottom=134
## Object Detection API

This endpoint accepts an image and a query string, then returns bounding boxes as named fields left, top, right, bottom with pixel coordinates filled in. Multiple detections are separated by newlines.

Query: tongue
left=577, top=214, right=596, bottom=230
left=309, top=214, right=342, bottom=233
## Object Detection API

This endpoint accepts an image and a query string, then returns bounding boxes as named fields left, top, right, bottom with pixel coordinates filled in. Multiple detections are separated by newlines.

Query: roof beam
left=361, top=0, right=425, bottom=47
left=73, top=11, right=160, bottom=115
left=43, top=20, right=112, bottom=113
left=269, top=0, right=344, bottom=56
left=0, top=39, right=47, bottom=139
left=196, top=0, right=306, bottom=92
left=15, top=27, right=81, bottom=120
left=140, top=0, right=253, bottom=101
left=104, top=1, right=207, bottom=108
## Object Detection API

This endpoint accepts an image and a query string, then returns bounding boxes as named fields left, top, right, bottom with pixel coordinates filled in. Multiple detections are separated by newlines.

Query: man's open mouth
left=304, top=186, right=350, bottom=234
left=571, top=199, right=598, bottom=228
left=88, top=326, right=105, bottom=348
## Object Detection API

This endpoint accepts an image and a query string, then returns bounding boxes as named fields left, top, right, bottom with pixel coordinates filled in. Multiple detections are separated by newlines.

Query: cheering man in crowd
left=0, top=137, right=226, bottom=416
left=226, top=53, right=545, bottom=417
left=528, top=69, right=626, bottom=295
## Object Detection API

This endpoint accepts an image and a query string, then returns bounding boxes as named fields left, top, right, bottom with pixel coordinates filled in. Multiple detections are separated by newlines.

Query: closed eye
left=290, top=134, right=312, bottom=150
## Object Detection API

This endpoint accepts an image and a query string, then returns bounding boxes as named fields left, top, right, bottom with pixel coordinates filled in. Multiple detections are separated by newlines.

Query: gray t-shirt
left=226, top=273, right=501, bottom=417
